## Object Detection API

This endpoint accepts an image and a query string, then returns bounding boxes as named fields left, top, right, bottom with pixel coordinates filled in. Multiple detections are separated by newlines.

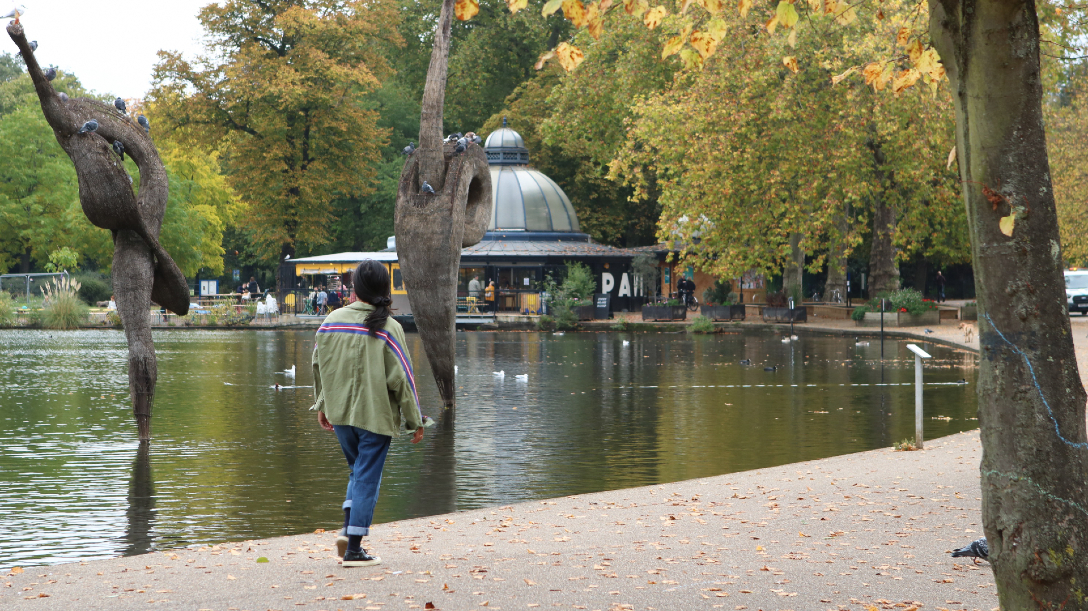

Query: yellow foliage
left=662, top=25, right=692, bottom=58
left=624, top=0, right=649, bottom=16
left=831, top=66, right=857, bottom=85
left=679, top=48, right=704, bottom=69
left=999, top=214, right=1016, bottom=237
left=644, top=5, right=668, bottom=28
left=543, top=0, right=564, bottom=15
left=892, top=68, right=921, bottom=94
left=455, top=0, right=479, bottom=20
left=690, top=30, right=720, bottom=58
left=738, top=0, right=753, bottom=17
left=896, top=27, right=911, bottom=46
left=782, top=55, right=799, bottom=73
left=587, top=2, right=604, bottom=38
left=906, top=39, right=924, bottom=64
left=707, top=18, right=728, bottom=40
left=507, top=0, right=529, bottom=13
left=766, top=14, right=779, bottom=33
left=698, top=0, right=724, bottom=13
left=776, top=0, right=799, bottom=28
left=556, top=42, right=586, bottom=71
left=564, top=0, right=588, bottom=26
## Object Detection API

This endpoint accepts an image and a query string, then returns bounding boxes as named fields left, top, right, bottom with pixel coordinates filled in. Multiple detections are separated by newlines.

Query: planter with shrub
left=960, top=302, right=977, bottom=320
left=642, top=302, right=688, bottom=321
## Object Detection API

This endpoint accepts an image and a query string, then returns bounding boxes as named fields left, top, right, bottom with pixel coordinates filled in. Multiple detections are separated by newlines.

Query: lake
left=0, top=327, right=977, bottom=568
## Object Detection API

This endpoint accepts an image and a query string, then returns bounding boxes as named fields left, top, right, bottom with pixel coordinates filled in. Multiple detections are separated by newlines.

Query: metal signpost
left=906, top=343, right=932, bottom=449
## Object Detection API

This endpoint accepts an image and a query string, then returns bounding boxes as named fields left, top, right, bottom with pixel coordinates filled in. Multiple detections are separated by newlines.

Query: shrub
left=851, top=306, right=870, bottom=322
left=73, top=273, right=112, bottom=305
left=702, top=279, right=732, bottom=306
left=41, top=276, right=88, bottom=330
left=106, top=310, right=123, bottom=327
left=894, top=438, right=919, bottom=451
left=537, top=314, right=555, bottom=331
left=766, top=291, right=788, bottom=307
left=562, top=261, right=597, bottom=303
left=0, top=291, right=16, bottom=327
left=886, top=288, right=936, bottom=315
left=631, top=254, right=660, bottom=298
left=689, top=315, right=715, bottom=334
left=610, top=318, right=629, bottom=331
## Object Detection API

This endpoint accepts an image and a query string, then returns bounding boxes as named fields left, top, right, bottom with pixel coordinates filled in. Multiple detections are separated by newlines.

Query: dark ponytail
left=353, top=259, right=393, bottom=330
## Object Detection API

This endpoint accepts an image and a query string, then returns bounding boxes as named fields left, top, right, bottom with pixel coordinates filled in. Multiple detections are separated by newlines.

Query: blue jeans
left=333, top=425, right=392, bottom=536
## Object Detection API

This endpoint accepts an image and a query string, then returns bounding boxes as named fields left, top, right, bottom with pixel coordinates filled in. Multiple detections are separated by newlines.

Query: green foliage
left=536, top=314, right=555, bottom=331
left=851, top=306, right=870, bottom=322
left=72, top=272, right=112, bottom=305
left=0, top=290, right=16, bottom=327
left=562, top=261, right=596, bottom=303
left=609, top=318, right=629, bottom=331
left=894, top=438, right=919, bottom=451
left=106, top=310, right=122, bottom=328
left=885, top=288, right=936, bottom=315
left=631, top=253, right=661, bottom=297
left=44, top=247, right=79, bottom=273
left=703, top=279, right=733, bottom=306
left=41, top=276, right=88, bottom=330
left=689, top=315, right=715, bottom=334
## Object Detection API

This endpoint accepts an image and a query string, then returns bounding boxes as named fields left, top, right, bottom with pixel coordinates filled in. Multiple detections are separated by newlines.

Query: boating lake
left=0, top=327, right=978, bottom=568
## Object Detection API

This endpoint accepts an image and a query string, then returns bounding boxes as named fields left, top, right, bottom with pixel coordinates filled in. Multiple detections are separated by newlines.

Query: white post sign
left=906, top=343, right=932, bottom=449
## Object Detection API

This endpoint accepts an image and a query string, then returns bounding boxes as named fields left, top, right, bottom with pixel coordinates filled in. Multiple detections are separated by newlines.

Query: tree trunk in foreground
left=869, top=196, right=900, bottom=296
left=394, top=0, right=493, bottom=409
left=782, top=232, right=804, bottom=302
left=8, top=23, right=190, bottom=441
left=825, top=215, right=849, bottom=303
left=929, top=0, right=1088, bottom=606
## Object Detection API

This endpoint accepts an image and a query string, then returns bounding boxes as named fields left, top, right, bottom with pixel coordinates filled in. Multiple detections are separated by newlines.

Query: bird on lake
left=112, top=140, right=124, bottom=160
left=44, top=67, right=56, bottom=81
left=493, top=370, right=505, bottom=378
left=855, top=337, right=869, bottom=346
left=791, top=334, right=799, bottom=340
left=951, top=537, right=988, bottom=564
left=553, top=331, right=564, bottom=336
left=2, top=5, right=26, bottom=24
left=739, top=359, right=752, bottom=366
left=77, top=119, right=98, bottom=134
left=515, top=373, right=528, bottom=381
left=956, top=378, right=967, bottom=384
left=420, top=180, right=435, bottom=194
left=114, top=97, right=126, bottom=113
left=282, top=365, right=296, bottom=379
left=781, top=337, right=791, bottom=343
left=401, top=141, right=415, bottom=156
left=137, top=114, right=150, bottom=134
left=57, top=92, right=68, bottom=102
left=764, top=365, right=778, bottom=372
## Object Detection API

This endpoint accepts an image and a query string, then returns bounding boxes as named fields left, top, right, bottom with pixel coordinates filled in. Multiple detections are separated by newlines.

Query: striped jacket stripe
left=316, top=322, right=421, bottom=411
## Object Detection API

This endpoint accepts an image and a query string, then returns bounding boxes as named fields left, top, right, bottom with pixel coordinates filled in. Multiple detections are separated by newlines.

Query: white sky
left=2, top=0, right=212, bottom=98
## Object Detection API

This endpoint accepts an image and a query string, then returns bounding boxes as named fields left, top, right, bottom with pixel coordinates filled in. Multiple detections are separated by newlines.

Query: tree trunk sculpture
left=8, top=23, right=190, bottom=441
left=929, top=0, right=1088, bottom=605
left=394, top=0, right=492, bottom=409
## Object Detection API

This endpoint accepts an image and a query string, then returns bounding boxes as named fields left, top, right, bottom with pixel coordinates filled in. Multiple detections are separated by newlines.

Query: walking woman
left=312, top=260, right=425, bottom=567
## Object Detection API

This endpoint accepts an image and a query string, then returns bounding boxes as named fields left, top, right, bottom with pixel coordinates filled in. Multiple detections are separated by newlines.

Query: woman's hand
left=411, top=427, right=424, bottom=444
left=317, top=411, right=334, bottom=432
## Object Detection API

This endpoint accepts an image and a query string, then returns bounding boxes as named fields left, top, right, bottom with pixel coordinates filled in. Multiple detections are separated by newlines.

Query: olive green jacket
left=310, top=302, right=423, bottom=437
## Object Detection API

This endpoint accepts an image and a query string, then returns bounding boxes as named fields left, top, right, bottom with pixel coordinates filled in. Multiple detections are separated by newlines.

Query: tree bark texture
left=825, top=215, right=849, bottom=303
left=395, top=0, right=493, bottom=409
left=869, top=196, right=900, bottom=295
left=929, top=0, right=1088, bottom=606
left=8, top=24, right=190, bottom=440
left=782, top=232, right=804, bottom=301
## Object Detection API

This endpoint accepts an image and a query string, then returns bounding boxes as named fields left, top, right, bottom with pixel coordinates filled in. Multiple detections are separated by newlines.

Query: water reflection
left=0, top=328, right=978, bottom=568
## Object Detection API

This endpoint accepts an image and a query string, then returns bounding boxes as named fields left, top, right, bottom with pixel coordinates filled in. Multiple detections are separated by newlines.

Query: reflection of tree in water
left=408, top=409, right=458, bottom=516
left=123, top=443, right=156, bottom=557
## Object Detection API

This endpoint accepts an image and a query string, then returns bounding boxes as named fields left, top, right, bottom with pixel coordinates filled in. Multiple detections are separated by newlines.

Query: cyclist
left=677, top=276, right=697, bottom=308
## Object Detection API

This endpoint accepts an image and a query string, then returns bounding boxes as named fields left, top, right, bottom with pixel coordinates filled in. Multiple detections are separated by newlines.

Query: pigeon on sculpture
left=57, top=92, right=68, bottom=102
left=454, top=140, right=466, bottom=154
left=420, top=180, right=435, bottom=194
left=44, top=67, right=56, bottom=81
left=137, top=114, right=150, bottom=134
left=2, top=5, right=26, bottom=23
left=18, top=39, right=36, bottom=55
left=446, top=132, right=462, bottom=142
left=114, top=97, right=126, bottom=114
left=471, top=133, right=482, bottom=145
left=112, top=140, right=124, bottom=160
left=401, top=141, right=416, bottom=156
left=951, top=537, right=988, bottom=563
left=78, top=119, right=98, bottom=134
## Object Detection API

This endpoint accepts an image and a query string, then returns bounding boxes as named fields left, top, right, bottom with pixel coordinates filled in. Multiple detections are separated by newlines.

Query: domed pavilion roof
left=484, top=120, right=582, bottom=235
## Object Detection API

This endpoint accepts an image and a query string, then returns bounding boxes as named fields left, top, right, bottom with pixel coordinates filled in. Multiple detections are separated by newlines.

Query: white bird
left=493, top=370, right=505, bottom=378
left=2, top=5, right=26, bottom=23
left=284, top=254, right=291, bottom=260
left=283, top=365, right=296, bottom=378
left=515, top=374, right=528, bottom=381
left=622, top=340, right=630, bottom=346
left=855, top=338, right=869, bottom=347
left=454, top=365, right=458, bottom=374
left=553, top=332, right=564, bottom=336
left=782, top=337, right=791, bottom=343
left=790, top=334, right=798, bottom=340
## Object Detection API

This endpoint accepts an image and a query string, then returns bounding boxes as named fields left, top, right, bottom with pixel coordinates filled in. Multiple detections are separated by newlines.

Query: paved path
left=12, top=316, right=1088, bottom=611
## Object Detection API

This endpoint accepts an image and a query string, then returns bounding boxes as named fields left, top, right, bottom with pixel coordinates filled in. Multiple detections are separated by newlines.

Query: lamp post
left=906, top=343, right=932, bottom=449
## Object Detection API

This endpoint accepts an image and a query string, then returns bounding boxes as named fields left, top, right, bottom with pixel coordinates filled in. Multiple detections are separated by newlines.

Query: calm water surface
left=0, top=328, right=978, bottom=568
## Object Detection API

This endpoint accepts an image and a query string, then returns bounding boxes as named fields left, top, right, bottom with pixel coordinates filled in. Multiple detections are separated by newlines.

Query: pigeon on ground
left=951, top=537, right=988, bottom=563
left=44, top=67, right=56, bottom=81
left=78, top=119, right=98, bottom=134
left=739, top=359, right=752, bottom=365
left=112, top=140, right=124, bottom=159
left=137, top=114, right=150, bottom=134
left=420, top=180, right=435, bottom=194
left=57, top=92, right=68, bottom=102
left=401, top=141, right=415, bottom=156
left=114, top=97, right=126, bottom=113
left=2, top=5, right=26, bottom=23
left=924, top=328, right=934, bottom=334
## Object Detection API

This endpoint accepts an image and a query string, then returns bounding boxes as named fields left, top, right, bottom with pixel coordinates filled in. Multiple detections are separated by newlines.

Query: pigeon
left=764, top=365, right=778, bottom=372
left=78, top=119, right=98, bottom=134
left=44, top=67, right=56, bottom=81
left=446, top=132, right=463, bottom=142
left=2, top=5, right=26, bottom=23
left=924, top=328, right=934, bottom=334
left=466, top=131, right=482, bottom=145
left=137, top=114, right=150, bottom=134
left=951, top=537, right=988, bottom=563
left=18, top=39, right=36, bottom=55
left=454, top=140, right=466, bottom=154
left=420, top=180, right=435, bottom=194
left=112, top=140, right=124, bottom=159
left=473, top=134, right=482, bottom=145
left=401, top=141, right=415, bottom=156
left=114, top=97, right=126, bottom=114
left=739, top=359, right=752, bottom=365
left=57, top=92, right=68, bottom=102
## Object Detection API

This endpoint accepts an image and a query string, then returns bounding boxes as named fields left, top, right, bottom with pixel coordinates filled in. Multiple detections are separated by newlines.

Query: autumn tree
left=149, top=0, right=400, bottom=281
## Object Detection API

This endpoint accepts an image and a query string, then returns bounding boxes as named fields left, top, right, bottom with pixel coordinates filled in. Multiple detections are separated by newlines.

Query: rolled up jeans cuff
left=345, top=526, right=369, bottom=536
